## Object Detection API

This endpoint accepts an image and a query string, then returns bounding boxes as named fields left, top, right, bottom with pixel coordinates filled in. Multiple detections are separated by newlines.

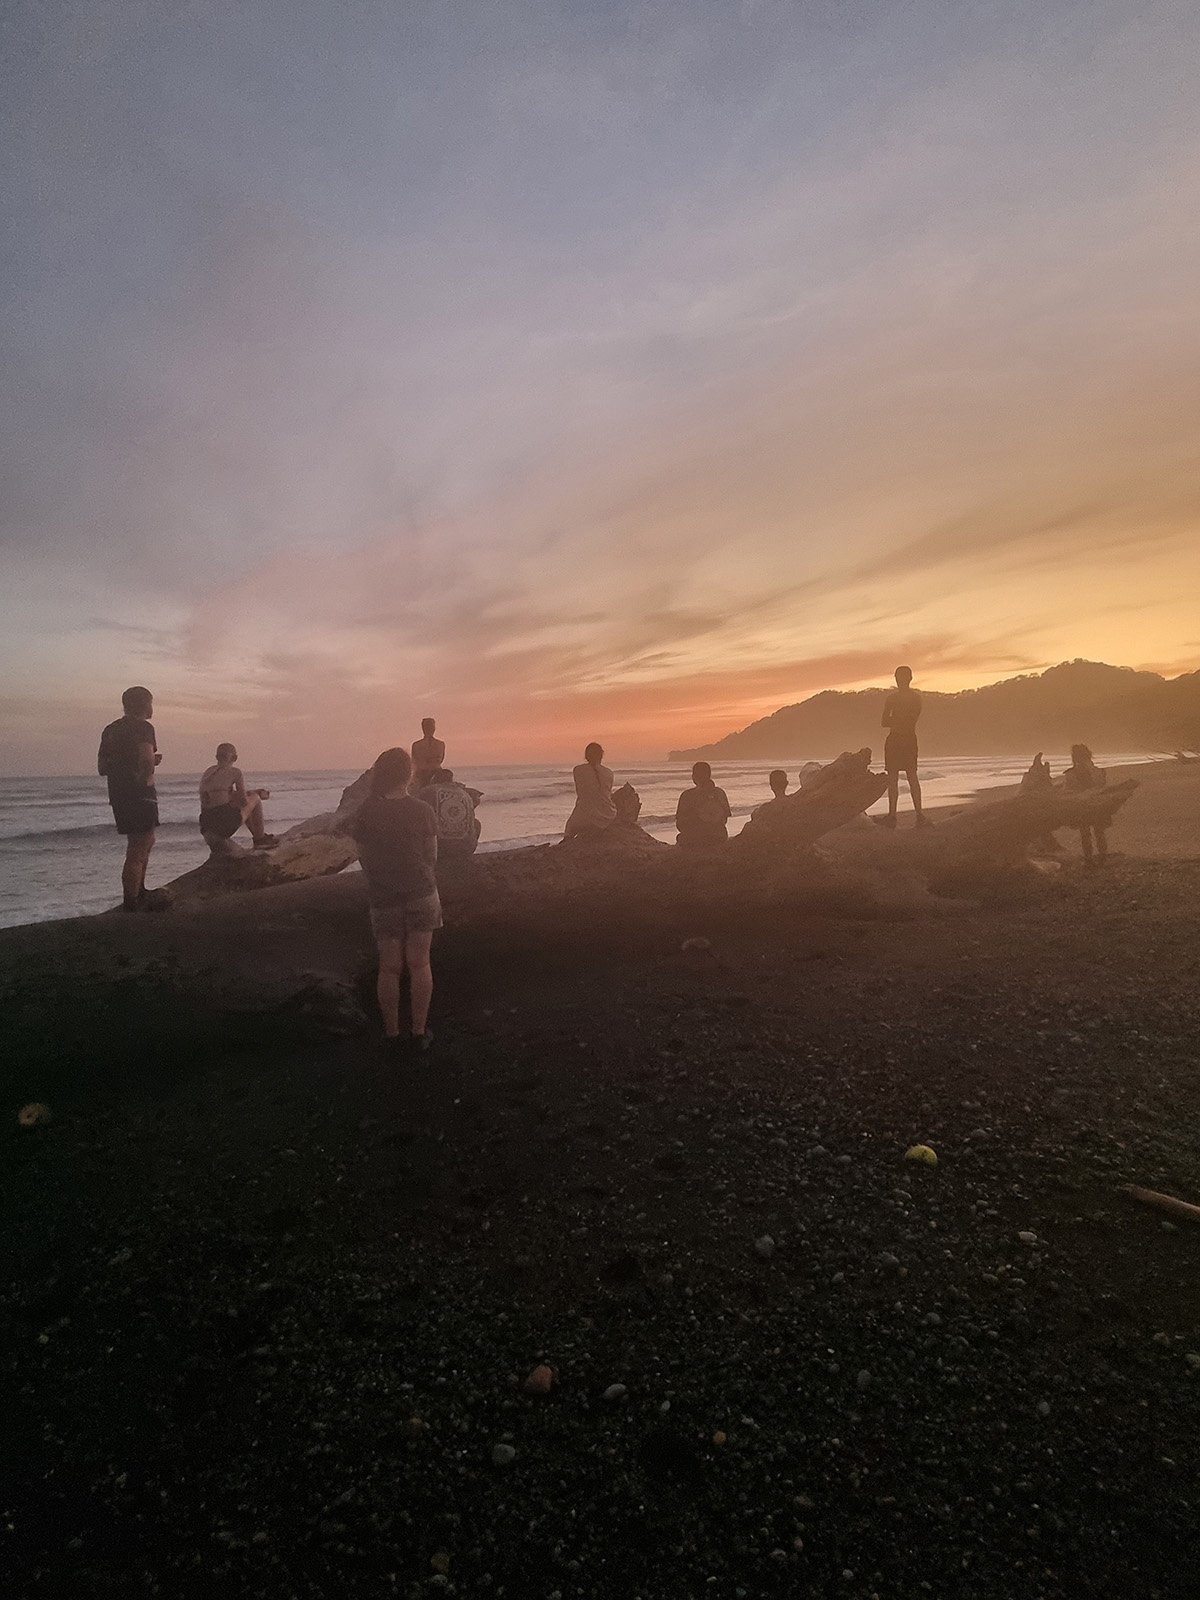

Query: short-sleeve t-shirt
left=352, top=795, right=438, bottom=906
left=98, top=716, right=157, bottom=805
left=415, top=782, right=476, bottom=843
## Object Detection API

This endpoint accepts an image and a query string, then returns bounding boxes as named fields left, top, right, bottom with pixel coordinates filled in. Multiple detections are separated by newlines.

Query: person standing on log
left=675, top=761, right=732, bottom=847
left=353, top=746, right=441, bottom=1054
left=878, top=666, right=930, bottom=829
left=97, top=685, right=161, bottom=910
left=1063, top=743, right=1108, bottom=865
left=411, top=717, right=445, bottom=793
left=564, top=742, right=617, bottom=839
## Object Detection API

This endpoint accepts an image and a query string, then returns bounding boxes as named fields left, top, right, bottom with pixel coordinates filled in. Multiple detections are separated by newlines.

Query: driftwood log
left=144, top=755, right=1137, bottom=913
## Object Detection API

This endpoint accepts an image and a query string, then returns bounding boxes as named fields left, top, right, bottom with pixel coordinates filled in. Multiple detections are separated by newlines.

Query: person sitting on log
left=675, top=761, right=732, bottom=848
left=1019, top=752, right=1064, bottom=856
left=564, top=742, right=618, bottom=840
left=198, top=744, right=277, bottom=852
left=877, top=665, right=930, bottom=829
left=415, top=767, right=482, bottom=859
left=352, top=746, right=440, bottom=1054
left=1063, top=743, right=1108, bottom=865
left=750, top=769, right=789, bottom=824
left=411, top=717, right=446, bottom=793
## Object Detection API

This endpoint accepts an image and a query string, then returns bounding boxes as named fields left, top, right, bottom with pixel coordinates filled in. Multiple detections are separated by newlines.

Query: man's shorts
left=370, top=891, right=444, bottom=941
left=199, top=803, right=242, bottom=839
left=884, top=733, right=918, bottom=775
left=111, top=796, right=159, bottom=837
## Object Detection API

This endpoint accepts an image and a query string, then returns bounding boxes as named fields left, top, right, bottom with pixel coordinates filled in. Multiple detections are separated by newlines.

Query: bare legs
left=406, top=931, right=434, bottom=1037
left=884, top=770, right=926, bottom=826
left=240, top=794, right=276, bottom=846
left=1080, top=825, right=1109, bottom=866
left=121, top=830, right=155, bottom=908
left=375, top=930, right=434, bottom=1041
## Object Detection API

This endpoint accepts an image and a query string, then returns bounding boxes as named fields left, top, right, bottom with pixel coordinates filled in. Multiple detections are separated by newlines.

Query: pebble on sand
left=681, top=936, right=712, bottom=953
left=1018, top=1231, right=1038, bottom=1245
left=754, top=1235, right=776, bottom=1260
left=491, top=1443, right=517, bottom=1466
left=524, top=1364, right=555, bottom=1395
left=603, top=1383, right=628, bottom=1402
left=17, top=1102, right=52, bottom=1128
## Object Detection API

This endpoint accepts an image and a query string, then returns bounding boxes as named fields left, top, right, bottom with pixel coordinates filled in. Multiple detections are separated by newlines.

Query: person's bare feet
left=253, top=834, right=278, bottom=850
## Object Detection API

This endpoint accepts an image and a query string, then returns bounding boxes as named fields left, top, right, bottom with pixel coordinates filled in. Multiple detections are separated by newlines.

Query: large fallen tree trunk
left=911, top=779, right=1139, bottom=893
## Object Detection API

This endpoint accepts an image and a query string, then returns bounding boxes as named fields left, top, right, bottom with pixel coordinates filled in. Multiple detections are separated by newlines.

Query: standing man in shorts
left=97, top=686, right=161, bottom=909
left=878, top=665, right=930, bottom=829
left=352, top=746, right=441, bottom=1054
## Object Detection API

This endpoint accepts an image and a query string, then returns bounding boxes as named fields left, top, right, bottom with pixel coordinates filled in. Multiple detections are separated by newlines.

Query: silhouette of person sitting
left=675, top=761, right=732, bottom=848
left=564, top=742, right=617, bottom=839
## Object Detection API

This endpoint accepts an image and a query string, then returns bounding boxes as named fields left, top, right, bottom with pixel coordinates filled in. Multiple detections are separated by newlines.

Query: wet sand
left=2, top=759, right=1199, bottom=1597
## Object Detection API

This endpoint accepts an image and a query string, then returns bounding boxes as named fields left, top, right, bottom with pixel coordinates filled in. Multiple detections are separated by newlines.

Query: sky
left=2, top=0, right=1198, bottom=774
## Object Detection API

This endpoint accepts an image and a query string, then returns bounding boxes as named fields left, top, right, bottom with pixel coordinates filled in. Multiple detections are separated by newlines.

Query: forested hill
left=668, top=660, right=1200, bottom=761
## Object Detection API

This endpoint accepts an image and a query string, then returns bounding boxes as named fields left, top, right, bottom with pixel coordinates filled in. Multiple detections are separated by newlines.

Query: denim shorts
left=369, top=891, right=443, bottom=940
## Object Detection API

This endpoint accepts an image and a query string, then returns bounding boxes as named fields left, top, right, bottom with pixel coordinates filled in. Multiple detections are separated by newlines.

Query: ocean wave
left=0, top=817, right=223, bottom=846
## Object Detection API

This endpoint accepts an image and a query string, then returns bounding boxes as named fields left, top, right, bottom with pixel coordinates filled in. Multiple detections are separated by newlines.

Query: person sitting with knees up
left=352, top=746, right=440, bottom=1055
left=198, top=743, right=277, bottom=851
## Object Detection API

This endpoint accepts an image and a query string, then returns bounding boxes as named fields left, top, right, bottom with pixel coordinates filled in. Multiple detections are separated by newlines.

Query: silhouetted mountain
left=669, top=660, right=1200, bottom=761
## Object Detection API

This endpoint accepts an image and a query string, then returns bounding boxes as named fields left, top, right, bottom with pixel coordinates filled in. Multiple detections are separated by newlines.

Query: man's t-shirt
left=883, top=687, right=922, bottom=734
left=415, top=782, right=476, bottom=845
left=98, top=717, right=157, bottom=805
left=676, top=783, right=731, bottom=834
left=352, top=795, right=437, bottom=906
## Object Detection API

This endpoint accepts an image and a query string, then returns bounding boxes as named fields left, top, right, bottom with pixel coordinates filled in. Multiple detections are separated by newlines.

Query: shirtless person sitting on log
left=199, top=744, right=277, bottom=851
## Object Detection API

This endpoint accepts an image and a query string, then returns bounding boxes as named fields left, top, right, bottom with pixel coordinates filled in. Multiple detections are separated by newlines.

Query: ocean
left=0, top=754, right=1147, bottom=929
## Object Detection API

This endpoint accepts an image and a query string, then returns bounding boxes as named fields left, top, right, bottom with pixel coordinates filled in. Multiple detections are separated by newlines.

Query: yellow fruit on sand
left=904, top=1144, right=937, bottom=1167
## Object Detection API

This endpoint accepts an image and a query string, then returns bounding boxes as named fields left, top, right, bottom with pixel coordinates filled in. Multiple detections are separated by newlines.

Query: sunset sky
left=3, top=0, right=1198, bottom=774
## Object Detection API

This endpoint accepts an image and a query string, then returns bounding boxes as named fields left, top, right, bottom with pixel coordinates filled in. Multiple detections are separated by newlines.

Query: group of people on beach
left=99, top=665, right=1110, bottom=1052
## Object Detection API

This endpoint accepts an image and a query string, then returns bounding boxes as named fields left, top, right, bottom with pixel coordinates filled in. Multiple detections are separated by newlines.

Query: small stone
left=603, top=1383, right=627, bottom=1403
left=430, top=1552, right=450, bottom=1575
left=491, top=1443, right=516, bottom=1466
left=879, top=1252, right=901, bottom=1271
left=712, top=1430, right=727, bottom=1446
left=754, top=1235, right=776, bottom=1261
left=1018, top=1231, right=1038, bottom=1245
left=681, top=936, right=711, bottom=953
left=1185, top=1353, right=1200, bottom=1370
left=524, top=1364, right=554, bottom=1395
left=856, top=1369, right=872, bottom=1391
left=17, top=1102, right=52, bottom=1128
left=1036, top=1400, right=1050, bottom=1418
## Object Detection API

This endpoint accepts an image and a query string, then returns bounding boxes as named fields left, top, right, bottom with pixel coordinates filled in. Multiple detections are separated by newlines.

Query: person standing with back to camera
left=411, top=717, right=445, bottom=793
left=877, top=665, right=931, bottom=829
left=97, top=685, right=162, bottom=910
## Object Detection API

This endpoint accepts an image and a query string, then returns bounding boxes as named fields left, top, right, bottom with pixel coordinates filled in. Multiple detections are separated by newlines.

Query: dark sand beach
left=3, top=760, right=1199, bottom=1598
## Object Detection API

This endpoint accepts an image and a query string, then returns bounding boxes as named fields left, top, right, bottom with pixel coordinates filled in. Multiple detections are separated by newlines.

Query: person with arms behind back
left=97, top=685, right=161, bottom=910
left=353, top=747, right=441, bottom=1055
left=878, top=665, right=930, bottom=829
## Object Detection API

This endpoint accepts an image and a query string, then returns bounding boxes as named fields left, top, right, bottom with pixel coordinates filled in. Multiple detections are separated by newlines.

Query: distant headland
left=668, top=659, right=1200, bottom=762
